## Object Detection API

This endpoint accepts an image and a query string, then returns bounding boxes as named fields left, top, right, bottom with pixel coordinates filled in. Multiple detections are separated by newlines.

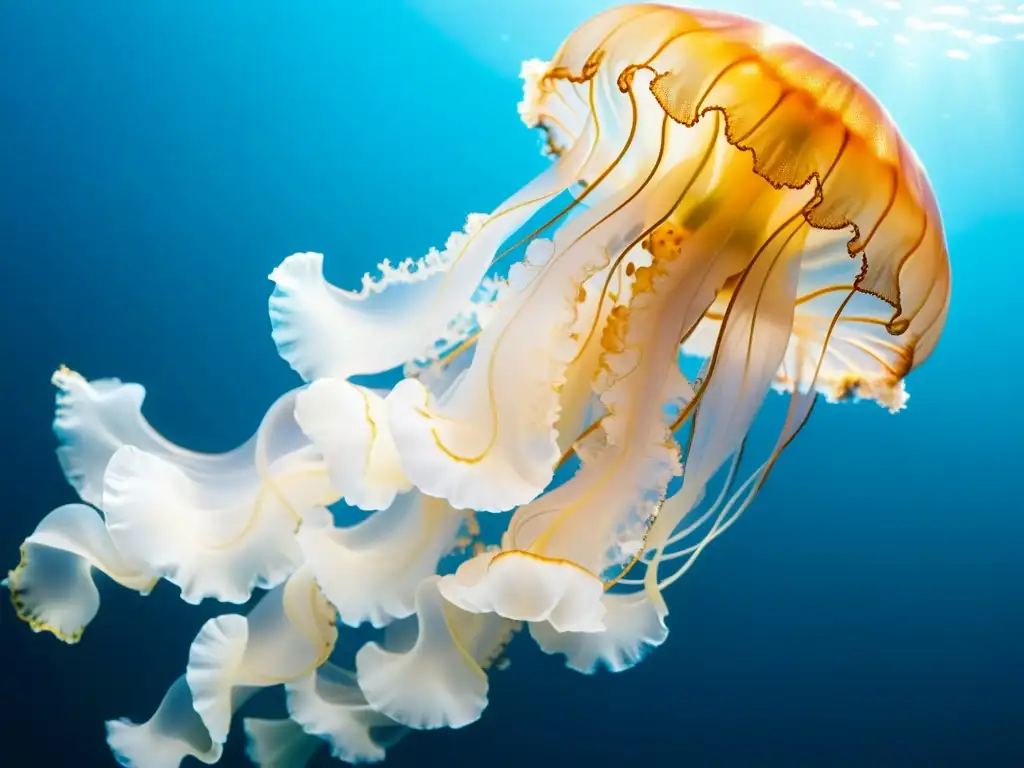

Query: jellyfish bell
left=523, top=2, right=949, bottom=348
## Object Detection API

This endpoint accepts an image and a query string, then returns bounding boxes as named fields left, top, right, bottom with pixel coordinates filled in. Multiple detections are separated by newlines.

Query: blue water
left=1, top=1, right=1020, bottom=765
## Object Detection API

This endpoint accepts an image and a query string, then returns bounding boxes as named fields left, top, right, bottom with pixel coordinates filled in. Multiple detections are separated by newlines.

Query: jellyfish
left=6, top=4, right=951, bottom=766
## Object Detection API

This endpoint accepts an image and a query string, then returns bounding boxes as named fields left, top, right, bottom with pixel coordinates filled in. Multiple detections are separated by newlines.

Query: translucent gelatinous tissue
left=7, top=6, right=949, bottom=767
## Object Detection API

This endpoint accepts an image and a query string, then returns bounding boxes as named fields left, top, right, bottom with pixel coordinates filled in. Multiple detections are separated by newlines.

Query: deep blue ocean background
left=1, top=1, right=1021, bottom=766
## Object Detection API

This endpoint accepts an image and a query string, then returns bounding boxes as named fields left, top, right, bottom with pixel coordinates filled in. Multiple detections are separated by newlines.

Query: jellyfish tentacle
left=657, top=386, right=818, bottom=590
left=295, top=494, right=466, bottom=629
left=50, top=366, right=256, bottom=507
left=660, top=399, right=811, bottom=589
left=387, top=63, right=711, bottom=514
left=291, top=281, right=514, bottom=514
left=293, top=381, right=412, bottom=511
left=510, top=139, right=780, bottom=666
left=613, top=459, right=766, bottom=584
left=660, top=442, right=746, bottom=553
left=3, top=503, right=156, bottom=643
left=106, top=676, right=224, bottom=768
left=528, top=590, right=668, bottom=674
left=644, top=197, right=814, bottom=589
left=403, top=276, right=506, bottom=394
left=437, top=109, right=773, bottom=633
left=268, top=115, right=600, bottom=385
left=102, top=389, right=337, bottom=605
left=606, top=443, right=749, bottom=580
left=243, top=718, right=323, bottom=768
left=186, top=565, right=338, bottom=744
left=286, top=662, right=405, bottom=764
left=655, top=286, right=854, bottom=589
left=355, top=575, right=518, bottom=730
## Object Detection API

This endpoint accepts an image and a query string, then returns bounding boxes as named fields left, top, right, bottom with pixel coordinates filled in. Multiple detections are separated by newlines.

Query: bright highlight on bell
left=6, top=5, right=950, bottom=766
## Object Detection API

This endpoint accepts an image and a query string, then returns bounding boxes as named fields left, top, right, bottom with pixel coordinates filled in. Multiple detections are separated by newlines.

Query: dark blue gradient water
left=1, top=2, right=1020, bottom=765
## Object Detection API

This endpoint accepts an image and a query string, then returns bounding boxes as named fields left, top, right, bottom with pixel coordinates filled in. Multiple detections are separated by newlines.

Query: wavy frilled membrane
left=4, top=503, right=155, bottom=643
left=293, top=381, right=411, bottom=512
left=296, top=494, right=467, bottom=629
left=286, top=662, right=407, bottom=763
left=186, top=565, right=339, bottom=744
left=51, top=365, right=235, bottom=508
left=243, top=718, right=323, bottom=768
left=50, top=366, right=340, bottom=605
left=106, top=676, right=224, bottom=768
left=355, top=576, right=519, bottom=730
left=529, top=591, right=669, bottom=674
left=401, top=275, right=506, bottom=395
left=102, top=389, right=339, bottom=605
left=267, top=106, right=598, bottom=384
left=10, top=5, right=950, bottom=766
